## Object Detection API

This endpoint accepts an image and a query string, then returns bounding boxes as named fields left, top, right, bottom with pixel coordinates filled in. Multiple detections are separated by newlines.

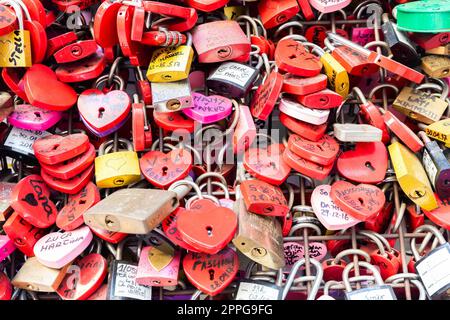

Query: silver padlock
left=151, top=79, right=192, bottom=112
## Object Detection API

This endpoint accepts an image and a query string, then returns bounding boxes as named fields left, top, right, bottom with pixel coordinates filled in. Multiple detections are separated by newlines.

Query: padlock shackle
left=236, top=15, right=259, bottom=37
left=342, top=261, right=384, bottom=292
left=352, top=0, right=382, bottom=17
left=333, top=249, right=371, bottom=265
left=273, top=21, right=304, bottom=40
left=195, top=172, right=228, bottom=189
left=288, top=222, right=321, bottom=237
left=198, top=181, right=230, bottom=199
left=168, top=179, right=203, bottom=200
left=282, top=258, right=323, bottom=300
left=368, top=84, right=399, bottom=101
left=411, top=225, right=446, bottom=260
left=352, top=87, right=368, bottom=105
left=281, top=182, right=295, bottom=210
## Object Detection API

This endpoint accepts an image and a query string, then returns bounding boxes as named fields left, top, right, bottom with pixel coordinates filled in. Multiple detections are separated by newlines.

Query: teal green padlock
left=396, top=0, right=450, bottom=33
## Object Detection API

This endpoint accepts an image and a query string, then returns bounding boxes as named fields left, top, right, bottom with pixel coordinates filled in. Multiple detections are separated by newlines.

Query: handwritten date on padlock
left=240, top=180, right=289, bottom=217
left=275, top=39, right=322, bottom=77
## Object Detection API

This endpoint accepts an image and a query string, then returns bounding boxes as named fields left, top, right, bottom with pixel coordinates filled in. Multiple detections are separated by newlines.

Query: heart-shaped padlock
left=10, top=174, right=58, bottom=228
left=56, top=253, right=107, bottom=300
left=177, top=206, right=237, bottom=254
left=279, top=112, right=327, bottom=142
left=422, top=194, right=450, bottom=230
left=41, top=164, right=94, bottom=195
left=0, top=235, right=15, bottom=263
left=33, top=133, right=90, bottom=165
left=56, top=182, right=101, bottom=231
left=33, top=225, right=93, bottom=269
left=240, top=179, right=289, bottom=217
left=140, top=148, right=192, bottom=189
left=182, top=247, right=239, bottom=296
left=89, top=227, right=127, bottom=244
left=330, top=180, right=386, bottom=221
left=311, top=185, right=361, bottom=230
left=23, top=64, right=77, bottom=111
left=283, top=241, right=327, bottom=271
left=275, top=39, right=322, bottom=76
left=283, top=147, right=333, bottom=180
left=250, top=70, right=283, bottom=121
left=153, top=111, right=195, bottom=133
left=309, top=0, right=351, bottom=13
left=244, top=144, right=290, bottom=186
left=182, top=92, right=232, bottom=124
left=77, top=89, right=131, bottom=134
left=162, top=208, right=202, bottom=252
left=288, top=134, right=339, bottom=166
left=7, top=104, right=62, bottom=131
left=336, top=142, right=388, bottom=184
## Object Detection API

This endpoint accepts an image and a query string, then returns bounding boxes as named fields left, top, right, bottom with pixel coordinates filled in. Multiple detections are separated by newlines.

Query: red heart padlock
left=56, top=182, right=100, bottom=231
left=422, top=194, right=450, bottom=230
left=359, top=102, right=390, bottom=144
left=282, top=73, right=328, bottom=95
left=0, top=5, right=17, bottom=36
left=364, top=201, right=393, bottom=233
left=177, top=206, right=237, bottom=254
left=24, top=20, right=47, bottom=64
left=10, top=175, right=57, bottom=228
left=186, top=0, right=229, bottom=12
left=383, top=111, right=424, bottom=152
left=56, top=253, right=107, bottom=300
left=140, top=148, right=192, bottom=189
left=41, top=143, right=95, bottom=180
left=1, top=68, right=28, bottom=101
left=296, top=89, right=343, bottom=109
left=77, top=89, right=131, bottom=134
left=89, top=227, right=127, bottom=244
left=250, top=70, right=283, bottom=121
left=22, top=0, right=46, bottom=27
left=132, top=102, right=146, bottom=152
left=279, top=112, right=327, bottom=141
left=0, top=272, right=12, bottom=300
left=258, top=0, right=299, bottom=29
left=336, top=142, right=388, bottom=184
left=55, top=50, right=106, bottom=83
left=283, top=147, right=333, bottom=180
left=240, top=179, right=289, bottom=217
left=53, top=40, right=98, bottom=64
left=288, top=134, right=339, bottom=166
left=33, top=133, right=90, bottom=165
left=41, top=164, right=94, bottom=195
left=153, top=111, right=195, bottom=133
left=275, top=39, right=322, bottom=76
left=330, top=180, right=386, bottom=221
left=93, top=0, right=121, bottom=48
left=244, top=144, right=290, bottom=186
left=182, top=247, right=239, bottom=296
left=23, top=64, right=77, bottom=111
left=46, top=31, right=78, bottom=58
left=162, top=208, right=202, bottom=252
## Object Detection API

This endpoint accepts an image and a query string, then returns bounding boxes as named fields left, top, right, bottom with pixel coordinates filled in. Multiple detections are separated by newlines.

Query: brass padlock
left=147, top=33, right=194, bottom=83
left=392, top=85, right=448, bottom=125
left=388, top=140, right=438, bottom=211
left=423, top=118, right=450, bottom=147
left=94, top=138, right=141, bottom=188
left=11, top=257, right=70, bottom=292
left=84, top=188, right=179, bottom=234
left=421, top=55, right=450, bottom=78
left=232, top=186, right=285, bottom=270
left=425, top=44, right=450, bottom=56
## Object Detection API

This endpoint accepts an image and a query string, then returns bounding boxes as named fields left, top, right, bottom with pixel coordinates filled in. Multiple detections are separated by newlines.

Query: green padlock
left=396, top=0, right=450, bottom=33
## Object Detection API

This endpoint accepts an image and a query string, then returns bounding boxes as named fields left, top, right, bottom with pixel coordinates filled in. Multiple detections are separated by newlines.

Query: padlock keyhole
left=52, top=144, right=60, bottom=150
left=208, top=269, right=215, bottom=280
left=206, top=226, right=213, bottom=236
left=34, top=112, right=41, bottom=118
left=445, top=180, right=450, bottom=186
left=79, top=200, right=86, bottom=205
left=289, top=54, right=296, bottom=59
left=162, top=166, right=168, bottom=176
left=358, top=197, right=364, bottom=205
left=98, top=107, right=105, bottom=118
left=317, top=145, right=324, bottom=152
left=365, top=161, right=375, bottom=171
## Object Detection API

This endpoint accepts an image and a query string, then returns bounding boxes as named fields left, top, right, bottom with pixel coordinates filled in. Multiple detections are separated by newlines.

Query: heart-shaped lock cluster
left=0, top=0, right=449, bottom=303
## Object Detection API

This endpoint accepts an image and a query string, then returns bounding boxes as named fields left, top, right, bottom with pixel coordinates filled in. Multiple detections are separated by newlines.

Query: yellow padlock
left=313, top=40, right=350, bottom=98
left=421, top=55, right=450, bottom=78
left=146, top=32, right=193, bottom=82
left=422, top=118, right=450, bottom=148
left=94, top=138, right=141, bottom=188
left=388, top=140, right=438, bottom=211
left=392, top=85, right=448, bottom=125
left=224, top=5, right=246, bottom=20
left=425, top=44, right=450, bottom=56
left=0, top=2, right=32, bottom=67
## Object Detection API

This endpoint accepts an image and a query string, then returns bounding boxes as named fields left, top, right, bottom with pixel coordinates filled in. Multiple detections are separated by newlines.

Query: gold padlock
left=11, top=257, right=70, bottom=292
left=422, top=118, right=450, bottom=148
left=224, top=5, right=246, bottom=20
left=425, top=44, right=450, bottom=56
left=421, top=55, right=450, bottom=78
left=321, top=39, right=350, bottom=98
left=232, top=187, right=285, bottom=270
left=94, top=138, right=141, bottom=188
left=84, top=188, right=179, bottom=234
left=147, top=32, right=194, bottom=83
left=0, top=1, right=32, bottom=67
left=392, top=85, right=448, bottom=125
left=388, top=140, right=438, bottom=211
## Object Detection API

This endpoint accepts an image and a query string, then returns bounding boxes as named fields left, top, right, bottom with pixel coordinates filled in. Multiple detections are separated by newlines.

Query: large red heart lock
left=153, top=111, right=195, bottom=133
left=250, top=70, right=283, bottom=121
left=77, top=89, right=131, bottom=134
left=0, top=4, right=17, bottom=37
left=56, top=182, right=100, bottom=231
left=140, top=148, right=192, bottom=189
left=240, top=179, right=289, bottom=217
left=162, top=208, right=202, bottom=252
left=23, top=64, right=77, bottom=111
left=283, top=147, right=333, bottom=180
left=279, top=112, right=327, bottom=142
left=10, top=175, right=57, bottom=228
left=288, top=134, right=339, bottom=166
left=275, top=39, right=322, bottom=76
left=41, top=164, right=94, bottom=195
left=330, top=180, right=386, bottom=221
left=244, top=144, right=290, bottom=186
left=93, top=0, right=121, bottom=48
left=56, top=253, right=108, bottom=300
left=177, top=206, right=237, bottom=254
left=422, top=194, right=450, bottom=230
left=336, top=142, right=388, bottom=184
left=182, top=247, right=239, bottom=296
left=33, top=133, right=90, bottom=165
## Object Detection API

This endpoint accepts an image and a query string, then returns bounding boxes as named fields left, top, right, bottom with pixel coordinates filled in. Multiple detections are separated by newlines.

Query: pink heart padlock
left=182, top=92, right=232, bottom=124
left=33, top=226, right=93, bottom=269
left=0, top=235, right=16, bottom=263
left=283, top=241, right=327, bottom=272
left=309, top=0, right=351, bottom=13
left=311, top=185, right=362, bottom=230
left=7, top=104, right=62, bottom=131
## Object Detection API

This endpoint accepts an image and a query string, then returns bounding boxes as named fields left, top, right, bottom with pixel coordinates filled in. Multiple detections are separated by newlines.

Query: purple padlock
left=0, top=235, right=16, bottom=263
left=182, top=92, right=232, bottom=124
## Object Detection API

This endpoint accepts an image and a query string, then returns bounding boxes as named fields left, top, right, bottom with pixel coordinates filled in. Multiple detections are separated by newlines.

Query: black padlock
left=381, top=15, right=421, bottom=67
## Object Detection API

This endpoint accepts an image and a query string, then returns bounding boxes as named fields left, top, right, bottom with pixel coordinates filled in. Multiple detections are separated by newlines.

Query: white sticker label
left=415, top=245, right=450, bottom=297
left=235, top=282, right=281, bottom=300
left=346, top=286, right=396, bottom=300
left=210, top=62, right=255, bottom=87
left=422, top=148, right=438, bottom=186
left=114, top=263, right=152, bottom=300
left=4, top=127, right=50, bottom=155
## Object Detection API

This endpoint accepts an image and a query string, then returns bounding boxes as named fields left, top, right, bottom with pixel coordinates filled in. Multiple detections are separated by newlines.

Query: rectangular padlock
left=279, top=97, right=329, bottom=125
left=233, top=105, right=256, bottom=154
left=424, top=118, right=450, bottom=147
left=151, top=79, right=192, bottom=112
left=84, top=189, right=179, bottom=234
left=333, top=123, right=383, bottom=142
left=421, top=55, right=450, bottom=79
